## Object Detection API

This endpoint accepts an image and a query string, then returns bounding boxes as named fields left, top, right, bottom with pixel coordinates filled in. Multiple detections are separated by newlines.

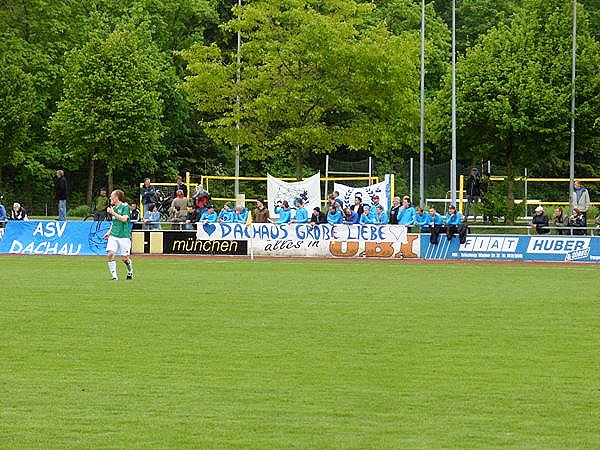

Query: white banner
left=267, top=172, right=321, bottom=218
left=333, top=180, right=390, bottom=211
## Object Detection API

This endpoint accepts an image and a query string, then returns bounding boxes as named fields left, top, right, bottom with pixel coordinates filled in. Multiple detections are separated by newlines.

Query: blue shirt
left=359, top=213, right=377, bottom=225
left=218, top=209, right=235, bottom=222
left=344, top=211, right=359, bottom=224
left=375, top=211, right=389, bottom=224
left=414, top=213, right=428, bottom=228
left=446, top=211, right=462, bottom=225
left=327, top=210, right=343, bottom=224
left=0, top=204, right=6, bottom=221
left=428, top=212, right=444, bottom=226
left=294, top=207, right=308, bottom=223
left=200, top=211, right=217, bottom=223
left=397, top=206, right=416, bottom=225
left=276, top=208, right=292, bottom=224
left=234, top=208, right=248, bottom=223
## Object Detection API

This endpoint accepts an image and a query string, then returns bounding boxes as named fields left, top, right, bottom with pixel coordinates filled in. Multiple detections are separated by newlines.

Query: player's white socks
left=124, top=259, right=133, bottom=276
left=108, top=260, right=117, bottom=279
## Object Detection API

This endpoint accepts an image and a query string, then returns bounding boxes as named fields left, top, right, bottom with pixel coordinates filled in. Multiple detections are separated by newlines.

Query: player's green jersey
left=110, top=203, right=132, bottom=238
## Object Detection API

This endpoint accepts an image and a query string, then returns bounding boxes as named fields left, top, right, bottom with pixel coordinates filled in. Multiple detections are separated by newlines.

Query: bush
left=480, top=180, right=525, bottom=224
left=69, top=204, right=91, bottom=218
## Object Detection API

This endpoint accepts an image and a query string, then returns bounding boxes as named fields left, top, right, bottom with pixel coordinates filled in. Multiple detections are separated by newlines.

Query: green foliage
left=69, top=204, right=92, bottom=217
left=479, top=180, right=525, bottom=224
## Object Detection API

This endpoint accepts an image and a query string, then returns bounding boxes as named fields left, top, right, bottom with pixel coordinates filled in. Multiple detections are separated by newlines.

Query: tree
left=49, top=26, right=167, bottom=199
left=429, top=0, right=600, bottom=221
left=181, top=0, right=420, bottom=179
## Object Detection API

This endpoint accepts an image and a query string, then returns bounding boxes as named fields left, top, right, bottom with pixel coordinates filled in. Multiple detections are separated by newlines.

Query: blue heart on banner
left=203, top=223, right=216, bottom=236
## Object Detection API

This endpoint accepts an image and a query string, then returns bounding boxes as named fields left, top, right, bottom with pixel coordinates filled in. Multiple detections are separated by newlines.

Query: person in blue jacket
left=413, top=207, right=429, bottom=232
left=359, top=205, right=377, bottom=224
left=396, top=197, right=416, bottom=230
left=275, top=200, right=292, bottom=224
left=233, top=205, right=248, bottom=223
left=292, top=199, right=308, bottom=223
left=343, top=207, right=359, bottom=225
left=200, top=204, right=218, bottom=223
left=327, top=204, right=343, bottom=224
left=427, top=206, right=445, bottom=244
left=444, top=204, right=467, bottom=243
left=374, top=205, right=389, bottom=225
left=218, top=202, right=235, bottom=223
left=0, top=200, right=6, bottom=225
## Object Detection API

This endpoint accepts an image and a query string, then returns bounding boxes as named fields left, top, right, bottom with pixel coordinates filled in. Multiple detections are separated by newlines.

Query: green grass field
left=0, top=256, right=598, bottom=449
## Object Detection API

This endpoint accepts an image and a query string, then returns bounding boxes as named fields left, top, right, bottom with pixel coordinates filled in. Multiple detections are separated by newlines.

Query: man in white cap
left=530, top=205, right=550, bottom=234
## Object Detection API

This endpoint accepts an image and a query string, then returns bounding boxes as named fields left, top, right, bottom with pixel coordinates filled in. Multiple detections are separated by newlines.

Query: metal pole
left=234, top=0, right=242, bottom=200
left=324, top=154, right=329, bottom=201
left=419, top=0, right=426, bottom=208
left=410, top=157, right=414, bottom=202
left=569, top=0, right=577, bottom=200
left=524, top=167, right=528, bottom=217
left=450, top=0, right=457, bottom=205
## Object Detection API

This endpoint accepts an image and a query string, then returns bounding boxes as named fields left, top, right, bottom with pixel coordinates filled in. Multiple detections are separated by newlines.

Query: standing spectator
left=143, top=204, right=161, bottom=230
left=530, top=206, right=550, bottom=234
left=175, top=175, right=188, bottom=198
left=343, top=207, right=359, bottom=225
left=274, top=200, right=292, bottom=224
left=570, top=180, right=590, bottom=221
left=359, top=205, right=377, bottom=224
left=568, top=208, right=586, bottom=235
left=389, top=197, right=401, bottom=225
left=370, top=195, right=384, bottom=213
left=293, top=199, right=309, bottom=223
left=252, top=198, right=270, bottom=223
left=396, top=197, right=416, bottom=230
left=103, top=189, right=133, bottom=280
left=55, top=169, right=68, bottom=221
left=332, top=191, right=344, bottom=210
left=310, top=207, right=326, bottom=225
left=374, top=205, right=388, bottom=225
left=94, top=187, right=110, bottom=220
left=350, top=196, right=364, bottom=217
left=464, top=167, right=481, bottom=220
left=140, top=178, right=157, bottom=216
left=552, top=207, right=568, bottom=235
left=326, top=204, right=343, bottom=224
left=10, top=202, right=28, bottom=220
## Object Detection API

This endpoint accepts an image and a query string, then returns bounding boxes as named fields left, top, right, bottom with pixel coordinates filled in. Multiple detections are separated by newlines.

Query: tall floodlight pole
left=569, top=0, right=577, bottom=201
left=450, top=0, right=457, bottom=205
left=234, top=0, right=242, bottom=200
left=419, top=0, right=426, bottom=208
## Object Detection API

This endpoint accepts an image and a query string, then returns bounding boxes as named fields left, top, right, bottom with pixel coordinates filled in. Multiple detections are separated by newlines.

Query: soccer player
left=103, top=189, right=133, bottom=280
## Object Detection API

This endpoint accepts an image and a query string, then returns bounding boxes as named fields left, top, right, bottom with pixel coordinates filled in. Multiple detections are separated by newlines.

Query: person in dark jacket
left=530, top=206, right=550, bottom=234
left=552, top=207, right=568, bottom=235
left=568, top=208, right=586, bottom=235
left=55, top=169, right=68, bottom=220
left=310, top=207, right=326, bottom=225
left=389, top=196, right=401, bottom=225
left=140, top=178, right=157, bottom=216
left=464, top=167, right=481, bottom=220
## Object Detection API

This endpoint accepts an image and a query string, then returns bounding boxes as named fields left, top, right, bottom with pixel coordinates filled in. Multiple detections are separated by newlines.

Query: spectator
left=428, top=207, right=445, bottom=244
left=0, top=199, right=6, bottom=225
left=310, top=207, right=326, bottom=225
left=464, top=167, right=481, bottom=220
left=332, top=190, right=344, bottom=210
left=530, top=206, right=550, bottom=234
left=168, top=189, right=188, bottom=226
left=55, top=169, right=68, bottom=221
left=233, top=205, right=249, bottom=223
left=359, top=205, right=377, bottom=224
left=175, top=175, right=188, bottom=198
left=343, top=207, right=359, bottom=225
left=568, top=208, right=586, bottom=235
left=130, top=202, right=141, bottom=229
left=273, top=200, right=292, bottom=224
left=184, top=204, right=201, bottom=230
left=293, top=199, right=309, bottom=223
left=93, top=187, right=110, bottom=220
left=389, top=196, right=401, bottom=225
left=200, top=204, right=218, bottom=224
left=350, top=196, right=364, bottom=217
left=571, top=180, right=590, bottom=221
left=553, top=207, right=568, bottom=235
left=143, top=203, right=161, bottom=230
left=252, top=198, right=270, bottom=223
left=445, top=204, right=467, bottom=242
left=217, top=202, right=235, bottom=223
left=374, top=205, right=388, bottom=225
left=10, top=202, right=28, bottom=220
left=326, top=194, right=341, bottom=212
left=371, top=195, right=384, bottom=213
left=327, top=204, right=343, bottom=224
left=140, top=178, right=157, bottom=215
left=413, top=207, right=429, bottom=232
left=396, top=197, right=416, bottom=230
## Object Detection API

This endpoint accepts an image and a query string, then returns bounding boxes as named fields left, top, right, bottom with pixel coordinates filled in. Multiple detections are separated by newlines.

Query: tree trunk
left=108, top=170, right=113, bottom=193
left=0, top=165, right=3, bottom=189
left=86, top=156, right=95, bottom=205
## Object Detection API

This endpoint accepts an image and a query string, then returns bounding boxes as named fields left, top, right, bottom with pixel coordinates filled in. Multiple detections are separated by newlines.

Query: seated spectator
left=350, top=196, right=364, bottom=217
left=274, top=200, right=292, bottom=224
left=184, top=204, right=201, bottom=230
left=200, top=204, right=218, bottom=223
left=553, top=207, right=568, bottom=235
left=427, top=207, right=445, bottom=244
left=359, top=205, right=377, bottom=224
left=233, top=205, right=248, bottom=223
left=530, top=206, right=550, bottom=234
left=568, top=208, right=586, bottom=235
left=293, top=199, right=308, bottom=223
left=143, top=203, right=161, bottom=230
left=252, top=198, right=270, bottom=223
left=445, top=204, right=467, bottom=242
left=129, top=202, right=141, bottom=229
left=327, top=204, right=343, bottom=224
left=10, top=202, right=28, bottom=220
left=169, top=189, right=189, bottom=223
left=413, top=207, right=429, bottom=232
left=310, top=207, right=327, bottom=225
left=374, top=205, right=388, bottom=225
left=343, top=207, right=359, bottom=225
left=218, top=202, right=235, bottom=223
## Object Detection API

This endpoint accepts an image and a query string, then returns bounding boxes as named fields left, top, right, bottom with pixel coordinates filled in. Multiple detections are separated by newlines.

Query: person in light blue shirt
left=143, top=203, right=161, bottom=230
left=276, top=200, right=292, bottom=224
left=233, top=205, right=248, bottom=223
left=444, top=204, right=467, bottom=243
left=359, top=205, right=377, bottom=224
left=374, top=205, right=388, bottom=225
left=413, top=207, right=429, bottom=232
left=293, top=199, right=308, bottom=223
left=343, top=207, right=359, bottom=225
left=218, top=203, right=235, bottom=223
left=0, top=201, right=6, bottom=223
left=200, top=204, right=218, bottom=223
left=397, top=198, right=416, bottom=229
left=327, top=204, right=343, bottom=224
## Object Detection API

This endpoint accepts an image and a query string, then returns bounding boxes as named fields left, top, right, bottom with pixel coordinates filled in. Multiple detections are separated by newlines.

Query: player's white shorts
left=106, top=236, right=131, bottom=256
